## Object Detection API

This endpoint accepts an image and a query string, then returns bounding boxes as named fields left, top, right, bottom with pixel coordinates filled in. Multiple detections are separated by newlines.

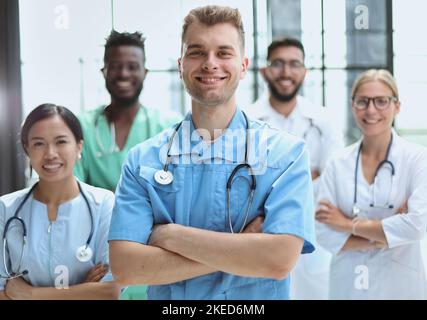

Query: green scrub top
left=74, top=105, right=182, bottom=192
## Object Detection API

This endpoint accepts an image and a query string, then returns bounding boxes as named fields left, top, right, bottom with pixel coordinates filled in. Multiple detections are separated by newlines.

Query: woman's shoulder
left=0, top=188, right=33, bottom=220
left=0, top=188, right=32, bottom=208
left=396, top=134, right=427, bottom=157
left=394, top=136, right=427, bottom=173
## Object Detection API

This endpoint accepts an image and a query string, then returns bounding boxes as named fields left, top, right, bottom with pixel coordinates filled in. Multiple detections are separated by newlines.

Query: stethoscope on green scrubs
left=94, top=105, right=150, bottom=157
left=154, top=112, right=257, bottom=233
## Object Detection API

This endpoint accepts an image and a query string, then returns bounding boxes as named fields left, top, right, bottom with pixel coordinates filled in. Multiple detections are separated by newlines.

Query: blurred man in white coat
left=246, top=37, right=344, bottom=299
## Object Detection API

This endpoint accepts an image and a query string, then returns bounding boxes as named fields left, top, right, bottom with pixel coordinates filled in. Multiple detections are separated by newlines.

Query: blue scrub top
left=0, top=182, right=114, bottom=290
left=109, top=108, right=315, bottom=300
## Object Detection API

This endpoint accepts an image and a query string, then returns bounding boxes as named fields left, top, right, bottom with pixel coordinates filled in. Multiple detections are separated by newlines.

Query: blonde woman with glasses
left=315, top=69, right=427, bottom=299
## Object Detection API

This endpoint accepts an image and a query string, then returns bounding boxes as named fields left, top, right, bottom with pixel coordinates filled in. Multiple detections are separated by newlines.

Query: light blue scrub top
left=0, top=182, right=114, bottom=290
left=109, top=108, right=315, bottom=300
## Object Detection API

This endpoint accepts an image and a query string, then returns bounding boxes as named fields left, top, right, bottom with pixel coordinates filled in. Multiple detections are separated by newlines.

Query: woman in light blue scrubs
left=0, top=104, right=119, bottom=299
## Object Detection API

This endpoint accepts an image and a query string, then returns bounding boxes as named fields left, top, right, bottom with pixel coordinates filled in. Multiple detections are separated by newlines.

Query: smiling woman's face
left=352, top=80, right=400, bottom=138
left=25, top=115, right=82, bottom=183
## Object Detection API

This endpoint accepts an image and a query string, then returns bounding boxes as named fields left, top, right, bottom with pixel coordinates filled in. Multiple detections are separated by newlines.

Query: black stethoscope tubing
left=353, top=133, right=395, bottom=213
left=1, top=181, right=94, bottom=278
left=162, top=111, right=257, bottom=233
left=303, top=117, right=322, bottom=140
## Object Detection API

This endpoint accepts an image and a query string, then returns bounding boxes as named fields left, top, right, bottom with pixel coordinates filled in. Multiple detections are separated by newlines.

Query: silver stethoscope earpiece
left=155, top=112, right=257, bottom=233
left=1, top=181, right=95, bottom=280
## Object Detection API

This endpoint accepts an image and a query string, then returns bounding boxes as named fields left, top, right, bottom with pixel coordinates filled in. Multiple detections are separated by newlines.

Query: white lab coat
left=316, top=131, right=427, bottom=299
left=246, top=94, right=344, bottom=299
left=246, top=94, right=344, bottom=178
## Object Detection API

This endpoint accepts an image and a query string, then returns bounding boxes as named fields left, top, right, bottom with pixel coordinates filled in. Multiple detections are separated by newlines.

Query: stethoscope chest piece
left=352, top=205, right=360, bottom=217
left=154, top=170, right=174, bottom=185
left=76, top=245, right=93, bottom=262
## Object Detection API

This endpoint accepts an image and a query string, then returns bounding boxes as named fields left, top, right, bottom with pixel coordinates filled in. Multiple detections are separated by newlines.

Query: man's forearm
left=110, top=241, right=216, bottom=286
left=155, top=224, right=303, bottom=280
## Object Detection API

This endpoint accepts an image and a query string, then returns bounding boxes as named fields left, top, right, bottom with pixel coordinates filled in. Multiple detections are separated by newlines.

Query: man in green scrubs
left=75, top=30, right=182, bottom=192
left=75, top=31, right=181, bottom=300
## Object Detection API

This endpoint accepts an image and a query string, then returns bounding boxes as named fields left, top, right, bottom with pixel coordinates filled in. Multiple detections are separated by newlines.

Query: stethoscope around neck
left=303, top=117, right=322, bottom=140
left=1, top=181, right=95, bottom=280
left=94, top=105, right=150, bottom=157
left=352, top=133, right=395, bottom=216
left=154, top=111, right=257, bottom=233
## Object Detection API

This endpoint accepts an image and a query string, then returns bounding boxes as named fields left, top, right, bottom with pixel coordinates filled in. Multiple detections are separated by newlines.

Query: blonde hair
left=181, top=5, right=245, bottom=52
left=351, top=69, right=399, bottom=100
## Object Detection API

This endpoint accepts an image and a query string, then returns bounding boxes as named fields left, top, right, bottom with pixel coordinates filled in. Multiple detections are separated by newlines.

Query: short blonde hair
left=351, top=69, right=399, bottom=100
left=181, top=5, right=245, bottom=53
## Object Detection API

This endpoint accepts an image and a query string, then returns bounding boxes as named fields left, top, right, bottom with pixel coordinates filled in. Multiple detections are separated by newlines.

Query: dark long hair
left=21, top=103, right=83, bottom=153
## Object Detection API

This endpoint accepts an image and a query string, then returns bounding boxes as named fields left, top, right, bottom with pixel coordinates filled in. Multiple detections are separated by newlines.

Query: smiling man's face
left=179, top=22, right=248, bottom=107
left=104, top=45, right=146, bottom=107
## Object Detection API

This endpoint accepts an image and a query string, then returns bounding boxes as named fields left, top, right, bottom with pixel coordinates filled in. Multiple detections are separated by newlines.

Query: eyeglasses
left=352, top=96, right=397, bottom=110
left=267, top=59, right=305, bottom=72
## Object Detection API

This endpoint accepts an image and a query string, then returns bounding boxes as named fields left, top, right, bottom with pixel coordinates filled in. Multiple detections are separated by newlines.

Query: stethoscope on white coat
left=94, top=105, right=150, bottom=157
left=260, top=115, right=322, bottom=140
left=352, top=134, right=395, bottom=217
left=0, top=181, right=95, bottom=280
left=154, top=112, right=257, bottom=233
left=303, top=117, right=322, bottom=140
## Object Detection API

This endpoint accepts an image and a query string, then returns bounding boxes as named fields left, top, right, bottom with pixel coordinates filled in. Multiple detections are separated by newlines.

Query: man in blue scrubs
left=109, top=5, right=315, bottom=299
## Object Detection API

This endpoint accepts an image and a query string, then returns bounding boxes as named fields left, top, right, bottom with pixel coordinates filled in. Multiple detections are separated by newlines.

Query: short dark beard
left=267, top=80, right=302, bottom=103
left=106, top=82, right=143, bottom=108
